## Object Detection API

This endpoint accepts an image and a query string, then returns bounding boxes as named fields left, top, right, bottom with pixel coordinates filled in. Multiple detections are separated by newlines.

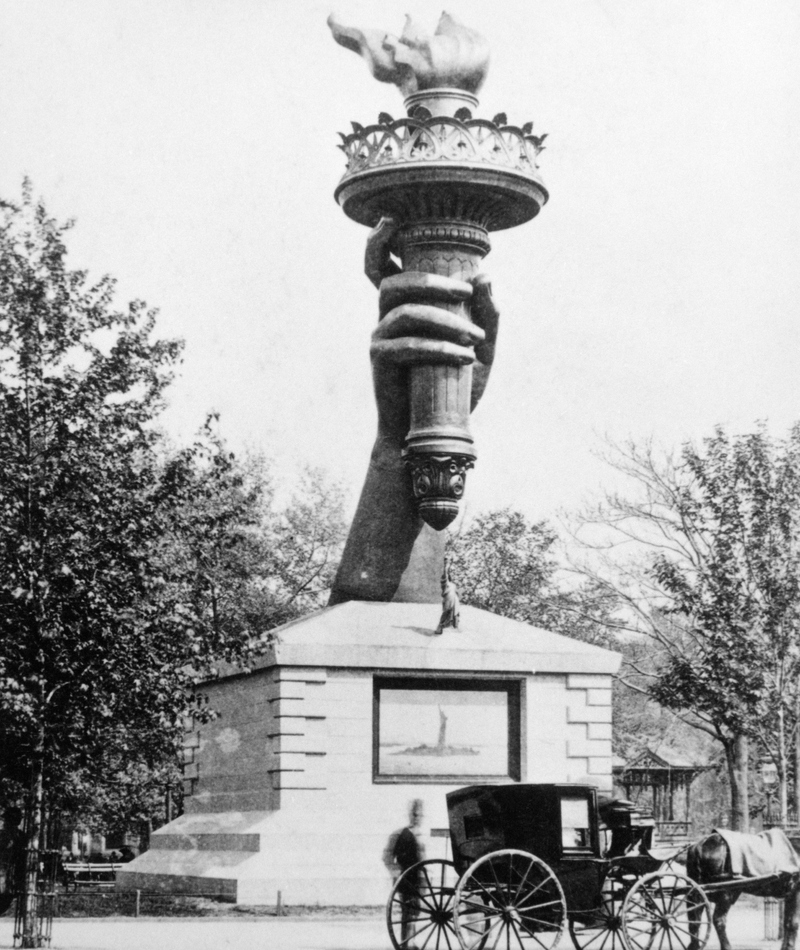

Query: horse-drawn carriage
left=387, top=782, right=799, bottom=950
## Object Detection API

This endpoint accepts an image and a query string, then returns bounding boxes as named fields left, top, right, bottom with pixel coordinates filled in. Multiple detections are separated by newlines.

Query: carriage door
left=558, top=792, right=602, bottom=913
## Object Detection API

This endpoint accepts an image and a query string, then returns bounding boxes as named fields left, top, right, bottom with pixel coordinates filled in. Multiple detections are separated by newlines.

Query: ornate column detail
left=330, top=12, right=548, bottom=530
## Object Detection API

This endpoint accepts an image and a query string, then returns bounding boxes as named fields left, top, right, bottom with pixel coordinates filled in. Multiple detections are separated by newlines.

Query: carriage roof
left=445, top=783, right=602, bottom=870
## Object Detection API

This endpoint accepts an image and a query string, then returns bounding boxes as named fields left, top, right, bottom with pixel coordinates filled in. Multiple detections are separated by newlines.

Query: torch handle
left=398, top=223, right=488, bottom=458
left=395, top=222, right=491, bottom=529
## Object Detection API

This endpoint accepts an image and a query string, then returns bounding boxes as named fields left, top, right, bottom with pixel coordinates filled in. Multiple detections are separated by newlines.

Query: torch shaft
left=396, top=222, right=490, bottom=461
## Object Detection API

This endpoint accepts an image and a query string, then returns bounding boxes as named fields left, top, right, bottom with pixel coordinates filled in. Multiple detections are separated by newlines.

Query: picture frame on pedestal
left=373, top=676, right=522, bottom=783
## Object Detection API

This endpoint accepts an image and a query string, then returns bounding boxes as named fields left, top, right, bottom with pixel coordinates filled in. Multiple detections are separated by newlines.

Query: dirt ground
left=0, top=898, right=784, bottom=950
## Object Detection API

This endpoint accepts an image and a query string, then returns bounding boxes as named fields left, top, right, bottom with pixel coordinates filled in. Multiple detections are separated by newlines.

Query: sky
left=1, top=0, right=798, bottom=525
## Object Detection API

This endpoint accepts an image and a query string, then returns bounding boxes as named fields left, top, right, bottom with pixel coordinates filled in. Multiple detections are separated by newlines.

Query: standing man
left=390, top=799, right=426, bottom=949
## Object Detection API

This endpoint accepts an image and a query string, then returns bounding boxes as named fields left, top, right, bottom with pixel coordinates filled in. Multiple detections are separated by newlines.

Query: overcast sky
left=1, top=0, right=798, bottom=524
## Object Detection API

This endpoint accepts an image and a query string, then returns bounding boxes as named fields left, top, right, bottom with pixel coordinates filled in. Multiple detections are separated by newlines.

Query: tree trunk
left=21, top=737, right=44, bottom=948
left=795, top=694, right=800, bottom=824
left=725, top=733, right=750, bottom=832
left=140, top=817, right=152, bottom=853
left=778, top=785, right=787, bottom=829
left=778, top=706, right=789, bottom=826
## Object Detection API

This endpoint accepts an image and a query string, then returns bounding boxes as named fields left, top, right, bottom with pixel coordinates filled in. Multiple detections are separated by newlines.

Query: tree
left=447, top=507, right=618, bottom=647
left=22, top=428, right=348, bottom=851
left=571, top=427, right=800, bottom=830
left=0, top=184, right=281, bottom=943
left=256, top=464, right=348, bottom=628
left=162, top=443, right=347, bottom=650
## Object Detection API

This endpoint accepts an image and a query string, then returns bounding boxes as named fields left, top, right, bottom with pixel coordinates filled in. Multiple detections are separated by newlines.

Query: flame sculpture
left=328, top=12, right=489, bottom=97
left=330, top=13, right=548, bottom=530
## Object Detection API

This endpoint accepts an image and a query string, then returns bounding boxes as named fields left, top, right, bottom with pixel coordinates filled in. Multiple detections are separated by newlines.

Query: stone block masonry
left=117, top=601, right=620, bottom=905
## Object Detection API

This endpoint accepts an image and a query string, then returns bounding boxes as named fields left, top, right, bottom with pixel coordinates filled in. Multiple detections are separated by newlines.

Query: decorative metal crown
left=338, top=110, right=547, bottom=182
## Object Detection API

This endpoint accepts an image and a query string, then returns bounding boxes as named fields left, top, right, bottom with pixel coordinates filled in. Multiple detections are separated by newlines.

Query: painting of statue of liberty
left=377, top=685, right=510, bottom=778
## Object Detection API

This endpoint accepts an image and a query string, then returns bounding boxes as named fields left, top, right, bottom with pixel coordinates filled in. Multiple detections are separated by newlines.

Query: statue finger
left=370, top=337, right=475, bottom=366
left=379, top=272, right=472, bottom=318
left=471, top=274, right=500, bottom=340
left=374, top=304, right=485, bottom=347
left=365, top=217, right=400, bottom=289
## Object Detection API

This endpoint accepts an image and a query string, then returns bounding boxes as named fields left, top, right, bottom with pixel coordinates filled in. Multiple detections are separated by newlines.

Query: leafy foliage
left=0, top=185, right=347, bottom=849
left=649, top=428, right=800, bottom=736
left=0, top=184, right=189, bottom=816
left=158, top=444, right=347, bottom=672
left=447, top=507, right=618, bottom=647
left=572, top=427, right=800, bottom=827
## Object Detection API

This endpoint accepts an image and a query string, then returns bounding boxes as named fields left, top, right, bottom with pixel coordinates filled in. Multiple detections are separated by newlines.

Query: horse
left=687, top=830, right=800, bottom=950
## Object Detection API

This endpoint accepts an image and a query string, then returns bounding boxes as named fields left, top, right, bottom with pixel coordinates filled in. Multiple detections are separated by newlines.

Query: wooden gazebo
left=613, top=748, right=708, bottom=844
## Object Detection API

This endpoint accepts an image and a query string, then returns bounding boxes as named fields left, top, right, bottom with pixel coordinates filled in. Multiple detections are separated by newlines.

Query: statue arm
left=329, top=441, right=433, bottom=604
left=328, top=223, right=499, bottom=606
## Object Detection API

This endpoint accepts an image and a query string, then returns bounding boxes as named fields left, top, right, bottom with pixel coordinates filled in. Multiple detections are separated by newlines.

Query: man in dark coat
left=390, top=800, right=425, bottom=948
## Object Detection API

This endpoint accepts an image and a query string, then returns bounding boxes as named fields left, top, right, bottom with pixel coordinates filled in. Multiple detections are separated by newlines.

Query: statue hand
left=365, top=216, right=401, bottom=289
left=365, top=218, right=500, bottom=376
left=470, top=274, right=499, bottom=409
left=370, top=270, right=498, bottom=448
left=330, top=242, right=499, bottom=605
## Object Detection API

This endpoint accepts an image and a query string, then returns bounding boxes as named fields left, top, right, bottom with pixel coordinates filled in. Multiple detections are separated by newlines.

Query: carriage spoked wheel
left=567, top=865, right=631, bottom=950
left=387, top=858, right=459, bottom=950
left=621, top=870, right=712, bottom=950
left=453, top=849, right=567, bottom=950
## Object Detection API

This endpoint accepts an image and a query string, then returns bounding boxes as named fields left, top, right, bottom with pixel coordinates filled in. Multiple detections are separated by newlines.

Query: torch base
left=418, top=498, right=461, bottom=532
left=404, top=452, right=475, bottom=531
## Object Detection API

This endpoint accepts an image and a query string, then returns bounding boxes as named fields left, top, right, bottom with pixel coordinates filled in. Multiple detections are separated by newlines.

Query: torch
left=330, top=13, right=547, bottom=530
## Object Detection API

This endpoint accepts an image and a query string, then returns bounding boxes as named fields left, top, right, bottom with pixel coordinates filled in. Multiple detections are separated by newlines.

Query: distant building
left=613, top=747, right=710, bottom=846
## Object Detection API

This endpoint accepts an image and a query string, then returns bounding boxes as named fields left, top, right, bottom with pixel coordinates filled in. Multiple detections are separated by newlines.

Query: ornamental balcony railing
left=338, top=111, right=546, bottom=182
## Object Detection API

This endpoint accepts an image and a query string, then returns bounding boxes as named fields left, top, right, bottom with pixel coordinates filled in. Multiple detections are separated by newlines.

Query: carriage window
left=463, top=815, right=485, bottom=840
left=561, top=796, right=590, bottom=850
left=373, top=676, right=522, bottom=784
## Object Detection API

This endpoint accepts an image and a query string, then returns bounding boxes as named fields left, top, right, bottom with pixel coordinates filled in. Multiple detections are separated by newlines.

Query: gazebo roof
left=614, top=746, right=708, bottom=775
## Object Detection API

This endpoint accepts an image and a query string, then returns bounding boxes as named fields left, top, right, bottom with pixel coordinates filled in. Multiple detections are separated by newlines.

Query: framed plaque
left=373, top=676, right=521, bottom=784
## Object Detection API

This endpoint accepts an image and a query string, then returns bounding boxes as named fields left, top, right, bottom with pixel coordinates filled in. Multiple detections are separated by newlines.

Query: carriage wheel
left=567, top=866, right=630, bottom=950
left=387, top=859, right=459, bottom=950
left=621, top=871, right=712, bottom=950
left=453, top=849, right=567, bottom=950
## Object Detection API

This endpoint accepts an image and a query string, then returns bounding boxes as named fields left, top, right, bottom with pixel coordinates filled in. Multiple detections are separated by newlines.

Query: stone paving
left=0, top=901, right=784, bottom=950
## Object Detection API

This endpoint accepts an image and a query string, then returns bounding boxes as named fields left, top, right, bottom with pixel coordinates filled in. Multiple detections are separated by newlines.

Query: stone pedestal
left=117, top=601, right=620, bottom=905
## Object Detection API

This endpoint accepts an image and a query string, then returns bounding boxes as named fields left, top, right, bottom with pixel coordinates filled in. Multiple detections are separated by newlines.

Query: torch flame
left=328, top=11, right=490, bottom=97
